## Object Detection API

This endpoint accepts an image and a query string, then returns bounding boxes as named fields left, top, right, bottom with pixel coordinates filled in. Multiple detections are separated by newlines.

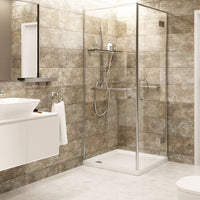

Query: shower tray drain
left=96, top=161, right=102, bottom=164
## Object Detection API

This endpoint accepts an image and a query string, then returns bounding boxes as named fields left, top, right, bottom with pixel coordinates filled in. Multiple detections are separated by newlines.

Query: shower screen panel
left=136, top=4, right=168, bottom=172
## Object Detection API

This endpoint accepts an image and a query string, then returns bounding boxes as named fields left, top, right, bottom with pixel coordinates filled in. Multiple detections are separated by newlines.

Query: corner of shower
left=82, top=2, right=168, bottom=175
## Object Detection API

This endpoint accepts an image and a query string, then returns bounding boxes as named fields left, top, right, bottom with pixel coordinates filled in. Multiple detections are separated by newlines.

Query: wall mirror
left=0, top=0, right=39, bottom=82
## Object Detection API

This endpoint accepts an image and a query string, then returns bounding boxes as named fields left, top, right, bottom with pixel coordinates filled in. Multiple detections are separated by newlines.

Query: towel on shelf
left=51, top=101, right=68, bottom=145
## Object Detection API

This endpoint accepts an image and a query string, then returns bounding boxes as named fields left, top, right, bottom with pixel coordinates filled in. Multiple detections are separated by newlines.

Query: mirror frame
left=0, top=0, right=40, bottom=82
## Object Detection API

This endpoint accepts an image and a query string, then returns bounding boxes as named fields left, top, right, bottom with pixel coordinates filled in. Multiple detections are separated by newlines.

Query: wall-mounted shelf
left=88, top=49, right=123, bottom=53
left=17, top=77, right=57, bottom=86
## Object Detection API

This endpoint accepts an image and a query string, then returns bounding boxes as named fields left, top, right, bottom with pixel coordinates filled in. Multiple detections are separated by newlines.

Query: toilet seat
left=176, top=176, right=200, bottom=195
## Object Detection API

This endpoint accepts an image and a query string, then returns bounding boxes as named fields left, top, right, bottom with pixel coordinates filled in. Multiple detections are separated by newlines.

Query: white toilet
left=176, top=176, right=200, bottom=200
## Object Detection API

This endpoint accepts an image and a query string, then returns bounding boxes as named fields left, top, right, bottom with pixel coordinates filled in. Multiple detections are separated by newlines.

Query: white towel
left=51, top=101, right=68, bottom=145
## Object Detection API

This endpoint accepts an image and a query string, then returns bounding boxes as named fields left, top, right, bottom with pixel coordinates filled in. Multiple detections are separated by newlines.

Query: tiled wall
left=84, top=8, right=119, bottom=158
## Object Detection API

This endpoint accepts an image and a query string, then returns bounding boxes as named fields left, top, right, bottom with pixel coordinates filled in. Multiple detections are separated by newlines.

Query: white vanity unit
left=0, top=98, right=59, bottom=171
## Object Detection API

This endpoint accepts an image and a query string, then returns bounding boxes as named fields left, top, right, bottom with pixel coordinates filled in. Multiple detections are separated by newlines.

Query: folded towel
left=51, top=101, right=68, bottom=145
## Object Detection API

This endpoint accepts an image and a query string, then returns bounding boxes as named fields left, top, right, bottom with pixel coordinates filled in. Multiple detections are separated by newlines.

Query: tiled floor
left=0, top=162, right=200, bottom=200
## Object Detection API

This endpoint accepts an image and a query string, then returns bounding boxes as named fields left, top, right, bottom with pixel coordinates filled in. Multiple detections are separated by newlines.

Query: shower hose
left=94, top=53, right=114, bottom=117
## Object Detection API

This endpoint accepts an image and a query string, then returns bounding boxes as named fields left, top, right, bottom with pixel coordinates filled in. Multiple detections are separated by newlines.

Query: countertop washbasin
left=0, top=98, right=40, bottom=117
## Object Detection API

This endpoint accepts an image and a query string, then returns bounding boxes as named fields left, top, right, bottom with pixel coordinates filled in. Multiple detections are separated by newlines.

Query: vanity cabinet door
left=0, top=123, right=27, bottom=171
left=27, top=116, right=59, bottom=163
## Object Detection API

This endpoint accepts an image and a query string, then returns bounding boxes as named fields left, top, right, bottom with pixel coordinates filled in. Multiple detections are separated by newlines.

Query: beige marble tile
left=168, top=119, right=194, bottom=138
left=168, top=68, right=194, bottom=85
left=168, top=102, right=194, bottom=120
left=58, top=12, right=83, bottom=32
left=168, top=33, right=194, bottom=51
left=168, top=84, right=194, bottom=103
left=40, top=7, right=58, bottom=28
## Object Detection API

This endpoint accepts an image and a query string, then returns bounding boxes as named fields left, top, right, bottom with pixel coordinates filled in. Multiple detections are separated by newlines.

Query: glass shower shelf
left=88, top=49, right=123, bottom=53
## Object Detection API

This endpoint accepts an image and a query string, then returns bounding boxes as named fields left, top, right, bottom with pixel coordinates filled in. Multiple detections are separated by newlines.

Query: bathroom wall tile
left=0, top=82, right=25, bottom=98
left=168, top=68, right=194, bottom=85
left=66, top=104, right=83, bottom=123
left=85, top=16, right=100, bottom=35
left=58, top=12, right=83, bottom=32
left=168, top=119, right=194, bottom=138
left=85, top=68, right=100, bottom=85
left=85, top=85, right=108, bottom=103
left=40, top=48, right=59, bottom=68
left=12, top=55, right=21, bottom=69
left=24, top=156, right=58, bottom=174
left=85, top=51, right=101, bottom=68
left=40, top=28, right=83, bottom=49
left=197, top=0, right=200, bottom=9
left=56, top=0, right=83, bottom=14
left=41, top=48, right=83, bottom=68
left=12, top=176, right=26, bottom=190
left=168, top=102, right=194, bottom=120
left=0, top=180, right=13, bottom=194
left=168, top=33, right=194, bottom=51
left=168, top=50, right=194, bottom=68
left=85, top=134, right=107, bottom=156
left=0, top=166, right=25, bottom=183
left=168, top=153, right=194, bottom=165
left=85, top=117, right=108, bottom=137
left=67, top=121, right=84, bottom=142
left=25, top=87, right=52, bottom=109
left=58, top=157, right=82, bottom=173
left=25, top=165, right=58, bottom=184
left=139, top=18, right=167, bottom=36
left=116, top=21, right=127, bottom=37
left=127, top=68, right=136, bottom=85
left=142, top=133, right=166, bottom=154
left=59, top=86, right=84, bottom=105
left=159, top=0, right=195, bottom=16
left=144, top=100, right=166, bottom=118
left=168, top=15, right=194, bottom=34
left=116, top=37, right=127, bottom=51
left=127, top=53, right=136, bottom=68
left=168, top=84, right=194, bottom=103
left=112, top=52, right=127, bottom=68
left=139, top=35, right=166, bottom=52
left=142, top=87, right=161, bottom=101
left=58, top=68, right=83, bottom=86
left=106, top=131, right=118, bottom=148
left=59, top=140, right=83, bottom=163
left=143, top=68, right=161, bottom=85
left=168, top=136, right=194, bottom=156
left=39, top=0, right=56, bottom=8
left=108, top=115, right=118, bottom=131
left=108, top=20, right=117, bottom=36
left=144, top=117, right=166, bottom=135
left=127, top=36, right=136, bottom=53
left=139, top=52, right=166, bottom=68
left=40, top=7, right=58, bottom=28
left=85, top=33, right=101, bottom=49
left=110, top=68, right=127, bottom=83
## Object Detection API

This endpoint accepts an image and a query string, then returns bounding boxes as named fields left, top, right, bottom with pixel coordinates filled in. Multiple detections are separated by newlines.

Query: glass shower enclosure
left=83, top=3, right=168, bottom=175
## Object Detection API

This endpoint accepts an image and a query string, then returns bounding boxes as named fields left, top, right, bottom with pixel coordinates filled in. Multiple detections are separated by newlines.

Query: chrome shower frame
left=83, top=3, right=168, bottom=173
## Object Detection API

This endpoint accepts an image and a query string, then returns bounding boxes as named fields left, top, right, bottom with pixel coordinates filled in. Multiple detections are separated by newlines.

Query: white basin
left=0, top=98, right=40, bottom=117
